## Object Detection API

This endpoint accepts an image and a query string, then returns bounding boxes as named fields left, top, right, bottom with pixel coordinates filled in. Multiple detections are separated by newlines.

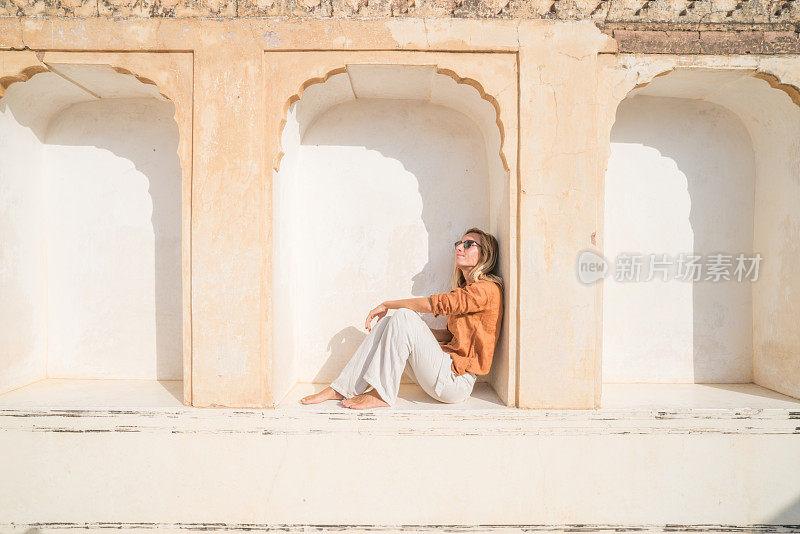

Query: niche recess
left=272, top=64, right=513, bottom=406
left=0, top=64, right=182, bottom=397
left=602, top=68, right=800, bottom=401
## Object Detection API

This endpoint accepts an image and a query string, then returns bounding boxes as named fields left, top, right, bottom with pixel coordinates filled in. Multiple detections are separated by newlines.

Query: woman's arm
left=364, top=297, right=434, bottom=331
left=381, top=297, right=432, bottom=314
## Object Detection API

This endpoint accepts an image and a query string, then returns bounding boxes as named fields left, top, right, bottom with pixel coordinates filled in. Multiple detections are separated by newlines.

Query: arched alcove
left=0, top=63, right=182, bottom=400
left=602, top=68, right=800, bottom=402
left=272, top=64, right=513, bottom=407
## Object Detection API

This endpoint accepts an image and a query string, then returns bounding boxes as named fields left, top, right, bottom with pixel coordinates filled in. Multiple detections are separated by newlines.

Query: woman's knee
left=391, top=307, right=420, bottom=322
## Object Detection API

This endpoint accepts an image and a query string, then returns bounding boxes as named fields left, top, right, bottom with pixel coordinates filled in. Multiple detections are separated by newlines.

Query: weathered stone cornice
left=601, top=27, right=800, bottom=52
left=1, top=0, right=799, bottom=26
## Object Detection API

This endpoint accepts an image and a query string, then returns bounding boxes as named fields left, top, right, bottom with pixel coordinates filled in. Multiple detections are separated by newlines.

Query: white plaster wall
left=603, top=95, right=755, bottom=383
left=0, top=86, right=48, bottom=394
left=43, top=98, right=182, bottom=379
left=0, top=69, right=182, bottom=391
left=271, top=105, right=302, bottom=403
left=728, top=78, right=800, bottom=399
left=281, top=98, right=490, bottom=384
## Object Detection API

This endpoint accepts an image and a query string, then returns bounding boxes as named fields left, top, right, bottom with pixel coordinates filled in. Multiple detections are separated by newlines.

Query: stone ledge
left=2, top=406, right=798, bottom=435
left=3, top=385, right=799, bottom=525
left=2, top=523, right=800, bottom=532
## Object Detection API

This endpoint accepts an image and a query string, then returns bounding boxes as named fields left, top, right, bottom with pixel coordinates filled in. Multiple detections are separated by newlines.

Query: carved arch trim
left=273, top=64, right=510, bottom=174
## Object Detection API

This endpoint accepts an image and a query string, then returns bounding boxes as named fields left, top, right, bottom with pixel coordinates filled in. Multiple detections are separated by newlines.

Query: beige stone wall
left=1, top=17, right=798, bottom=408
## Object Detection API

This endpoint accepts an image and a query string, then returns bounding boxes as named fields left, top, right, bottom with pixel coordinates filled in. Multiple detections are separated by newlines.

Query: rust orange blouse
left=427, top=279, right=504, bottom=376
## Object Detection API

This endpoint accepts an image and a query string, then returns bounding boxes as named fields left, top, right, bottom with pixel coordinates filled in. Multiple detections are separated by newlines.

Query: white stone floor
left=1, top=378, right=799, bottom=410
left=0, top=378, right=184, bottom=408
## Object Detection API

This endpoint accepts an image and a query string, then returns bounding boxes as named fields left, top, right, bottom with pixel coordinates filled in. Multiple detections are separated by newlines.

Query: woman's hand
left=365, top=304, right=388, bottom=332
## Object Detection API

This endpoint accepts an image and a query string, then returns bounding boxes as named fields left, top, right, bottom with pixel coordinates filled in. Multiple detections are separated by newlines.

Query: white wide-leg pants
left=330, top=308, right=477, bottom=406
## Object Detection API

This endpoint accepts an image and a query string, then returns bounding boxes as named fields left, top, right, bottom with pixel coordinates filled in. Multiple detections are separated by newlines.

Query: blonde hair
left=450, top=227, right=504, bottom=294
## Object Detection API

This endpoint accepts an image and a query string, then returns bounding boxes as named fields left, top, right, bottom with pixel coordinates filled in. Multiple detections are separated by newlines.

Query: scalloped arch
left=624, top=66, right=800, bottom=110
left=0, top=65, right=49, bottom=98
left=626, top=67, right=674, bottom=96
left=0, top=62, right=175, bottom=102
left=274, top=65, right=509, bottom=174
left=752, top=70, right=800, bottom=108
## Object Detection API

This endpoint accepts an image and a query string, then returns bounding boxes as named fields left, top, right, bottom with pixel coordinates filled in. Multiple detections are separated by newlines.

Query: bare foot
left=300, top=386, right=344, bottom=404
left=342, top=389, right=390, bottom=410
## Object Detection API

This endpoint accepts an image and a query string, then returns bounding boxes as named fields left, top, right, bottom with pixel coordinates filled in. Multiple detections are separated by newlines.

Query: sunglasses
left=454, top=239, right=482, bottom=250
